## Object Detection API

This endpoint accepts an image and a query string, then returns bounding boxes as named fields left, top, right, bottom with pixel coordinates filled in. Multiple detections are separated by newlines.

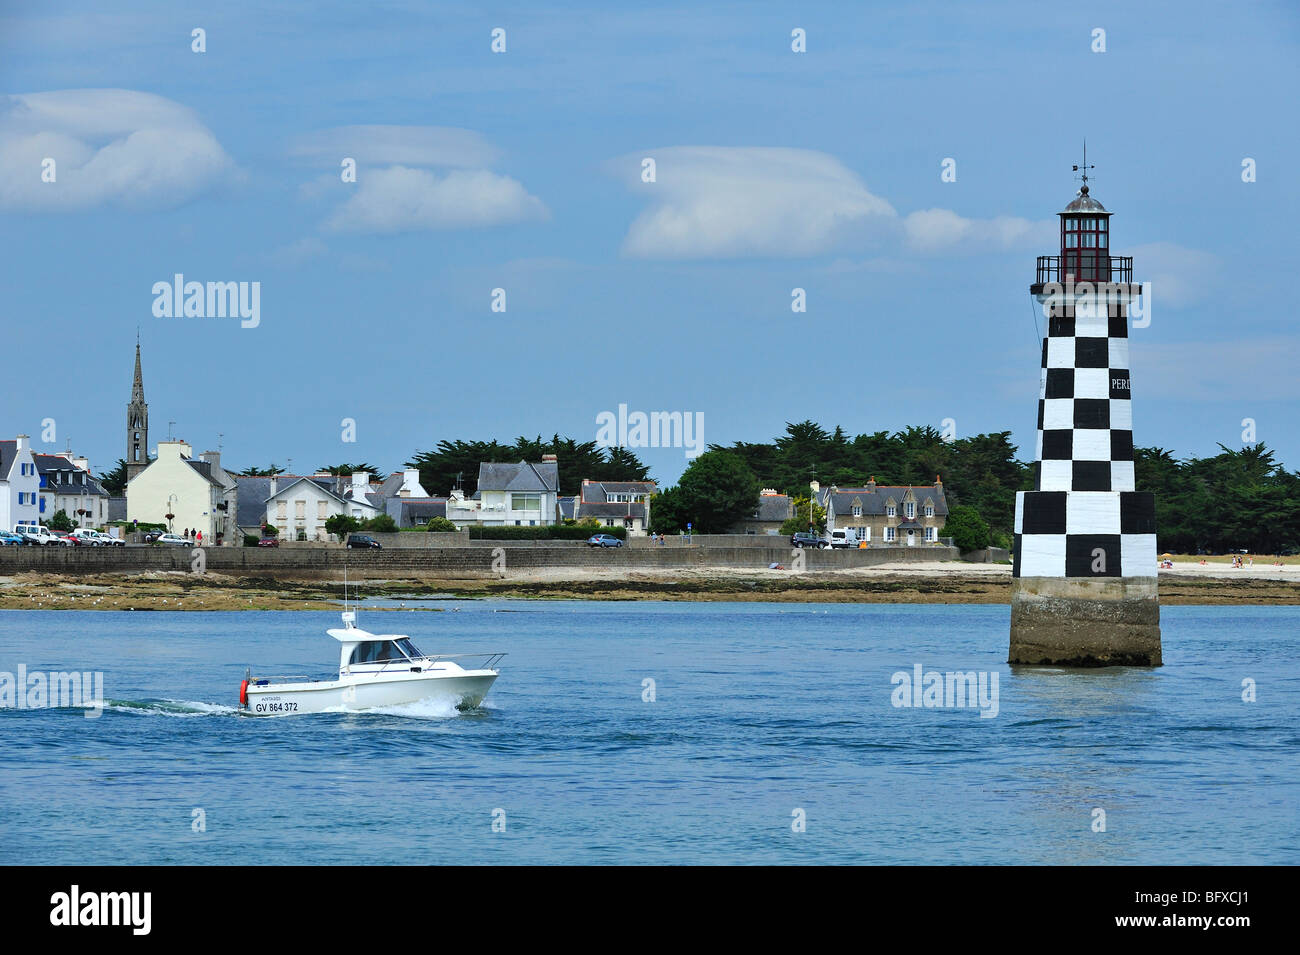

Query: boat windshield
left=395, top=637, right=424, bottom=658
left=349, top=639, right=424, bottom=665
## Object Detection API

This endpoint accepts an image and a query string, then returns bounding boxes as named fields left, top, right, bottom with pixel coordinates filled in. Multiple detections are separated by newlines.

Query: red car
left=257, top=537, right=279, bottom=548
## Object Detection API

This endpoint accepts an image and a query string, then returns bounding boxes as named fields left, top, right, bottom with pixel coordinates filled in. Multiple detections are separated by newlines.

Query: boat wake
left=322, top=695, right=492, bottom=720
left=100, top=699, right=243, bottom=718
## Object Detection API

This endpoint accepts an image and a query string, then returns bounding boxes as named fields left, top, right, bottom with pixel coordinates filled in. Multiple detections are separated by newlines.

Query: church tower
left=1009, top=161, right=1161, bottom=667
left=125, top=338, right=150, bottom=481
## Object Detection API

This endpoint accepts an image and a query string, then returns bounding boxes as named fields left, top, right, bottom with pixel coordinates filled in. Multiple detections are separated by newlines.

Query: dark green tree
left=655, top=450, right=761, bottom=534
left=324, top=514, right=362, bottom=540
left=98, top=459, right=129, bottom=496
left=363, top=514, right=398, bottom=533
left=940, top=504, right=991, bottom=553
left=317, top=463, right=384, bottom=477
left=47, top=509, right=75, bottom=532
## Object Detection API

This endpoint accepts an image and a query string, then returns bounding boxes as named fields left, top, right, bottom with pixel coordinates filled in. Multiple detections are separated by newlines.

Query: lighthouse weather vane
left=1072, top=141, right=1095, bottom=191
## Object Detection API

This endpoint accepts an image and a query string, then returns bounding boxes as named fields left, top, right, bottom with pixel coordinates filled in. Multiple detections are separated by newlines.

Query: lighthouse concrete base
left=1009, top=576, right=1162, bottom=667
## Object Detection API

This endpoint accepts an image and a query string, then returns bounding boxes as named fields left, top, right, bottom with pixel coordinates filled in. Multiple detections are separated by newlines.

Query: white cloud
left=1124, top=241, right=1220, bottom=308
left=902, top=208, right=1055, bottom=253
left=614, top=147, right=895, bottom=258
left=290, top=125, right=499, bottom=168
left=322, top=165, right=547, bottom=234
left=295, top=125, right=545, bottom=235
left=611, top=146, right=1058, bottom=260
left=0, top=89, right=236, bottom=211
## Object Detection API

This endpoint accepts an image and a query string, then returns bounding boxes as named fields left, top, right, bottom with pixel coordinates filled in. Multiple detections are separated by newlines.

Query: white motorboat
left=239, top=611, right=502, bottom=716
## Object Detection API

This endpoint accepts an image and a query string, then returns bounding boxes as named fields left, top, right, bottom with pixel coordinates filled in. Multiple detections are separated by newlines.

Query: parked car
left=70, top=528, right=103, bottom=545
left=14, top=523, right=60, bottom=545
left=154, top=533, right=191, bottom=546
left=96, top=531, right=126, bottom=547
left=0, top=531, right=23, bottom=546
left=586, top=534, right=624, bottom=548
left=143, top=531, right=163, bottom=543
left=791, top=532, right=830, bottom=549
left=347, top=534, right=382, bottom=549
left=55, top=532, right=82, bottom=546
left=257, top=537, right=279, bottom=548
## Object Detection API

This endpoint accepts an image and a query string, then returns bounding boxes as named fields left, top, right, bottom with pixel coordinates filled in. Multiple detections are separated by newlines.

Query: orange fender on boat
left=239, top=679, right=249, bottom=706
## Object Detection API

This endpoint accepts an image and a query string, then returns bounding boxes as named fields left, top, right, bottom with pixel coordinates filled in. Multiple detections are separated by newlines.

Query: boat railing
left=422, top=651, right=507, bottom=670
left=428, top=654, right=504, bottom=670
left=250, top=674, right=320, bottom=684
left=344, top=652, right=506, bottom=676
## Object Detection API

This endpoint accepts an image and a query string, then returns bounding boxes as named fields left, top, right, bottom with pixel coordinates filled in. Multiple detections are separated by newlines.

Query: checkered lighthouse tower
left=1009, top=172, right=1161, bottom=666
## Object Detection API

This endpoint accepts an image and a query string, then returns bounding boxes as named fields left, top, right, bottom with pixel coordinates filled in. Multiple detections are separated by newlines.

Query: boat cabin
left=328, top=612, right=428, bottom=673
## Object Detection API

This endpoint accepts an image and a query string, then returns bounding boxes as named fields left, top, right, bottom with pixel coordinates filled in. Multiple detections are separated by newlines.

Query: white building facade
left=0, top=435, right=40, bottom=531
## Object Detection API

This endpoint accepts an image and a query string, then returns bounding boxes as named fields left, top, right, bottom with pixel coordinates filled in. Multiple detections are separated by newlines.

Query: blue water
left=1, top=602, right=1296, bottom=865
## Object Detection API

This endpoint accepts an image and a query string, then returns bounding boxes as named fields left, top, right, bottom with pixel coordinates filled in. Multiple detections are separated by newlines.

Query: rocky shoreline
left=1, top=563, right=1297, bottom=610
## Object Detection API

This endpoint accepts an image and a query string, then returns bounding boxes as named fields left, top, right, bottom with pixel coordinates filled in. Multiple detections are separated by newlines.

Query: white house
left=0, top=435, right=40, bottom=531
left=126, top=440, right=237, bottom=542
left=448, top=458, right=560, bottom=527
left=264, top=472, right=380, bottom=541
left=576, top=479, right=657, bottom=536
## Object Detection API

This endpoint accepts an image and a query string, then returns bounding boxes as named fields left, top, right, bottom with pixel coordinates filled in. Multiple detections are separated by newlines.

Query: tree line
left=93, top=423, right=1300, bottom=554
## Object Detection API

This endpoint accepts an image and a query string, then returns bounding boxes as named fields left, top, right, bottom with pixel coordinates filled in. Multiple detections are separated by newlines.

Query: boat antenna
left=343, top=551, right=351, bottom=624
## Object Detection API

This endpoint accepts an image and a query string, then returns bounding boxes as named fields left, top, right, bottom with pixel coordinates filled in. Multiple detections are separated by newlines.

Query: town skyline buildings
left=2, top=2, right=1295, bottom=489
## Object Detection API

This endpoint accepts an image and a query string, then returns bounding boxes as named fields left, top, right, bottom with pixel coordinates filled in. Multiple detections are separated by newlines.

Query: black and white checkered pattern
left=1015, top=297, right=1156, bottom=578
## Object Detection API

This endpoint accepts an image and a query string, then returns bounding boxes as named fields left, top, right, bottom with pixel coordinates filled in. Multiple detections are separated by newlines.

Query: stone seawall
left=0, top=545, right=960, bottom=579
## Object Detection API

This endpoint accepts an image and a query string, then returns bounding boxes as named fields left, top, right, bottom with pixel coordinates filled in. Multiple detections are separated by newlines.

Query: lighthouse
left=1009, top=165, right=1161, bottom=667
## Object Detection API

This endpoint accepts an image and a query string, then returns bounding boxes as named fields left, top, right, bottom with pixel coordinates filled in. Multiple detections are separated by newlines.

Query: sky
left=1, top=0, right=1297, bottom=488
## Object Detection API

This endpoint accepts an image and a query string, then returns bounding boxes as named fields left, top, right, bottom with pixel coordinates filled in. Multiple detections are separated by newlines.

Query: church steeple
left=125, top=335, right=150, bottom=482
left=132, top=333, right=145, bottom=403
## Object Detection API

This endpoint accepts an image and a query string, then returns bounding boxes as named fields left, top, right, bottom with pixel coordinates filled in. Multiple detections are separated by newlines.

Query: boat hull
left=244, top=671, right=497, bottom=716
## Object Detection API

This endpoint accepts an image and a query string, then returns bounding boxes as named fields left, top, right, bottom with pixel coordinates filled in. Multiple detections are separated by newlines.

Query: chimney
left=74, top=456, right=90, bottom=474
left=542, top=453, right=557, bottom=462
left=400, top=468, right=428, bottom=498
left=867, top=476, right=877, bottom=492
left=15, top=434, right=29, bottom=452
left=201, top=450, right=222, bottom=472
left=934, top=474, right=942, bottom=486
left=269, top=476, right=278, bottom=497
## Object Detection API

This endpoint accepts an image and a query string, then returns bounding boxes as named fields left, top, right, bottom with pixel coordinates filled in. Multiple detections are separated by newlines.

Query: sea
left=1, top=601, right=1296, bottom=865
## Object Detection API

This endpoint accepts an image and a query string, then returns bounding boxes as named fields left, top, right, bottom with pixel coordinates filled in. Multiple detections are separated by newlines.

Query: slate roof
left=387, top=498, right=448, bottom=527
left=0, top=441, right=20, bottom=478
left=267, top=476, right=351, bottom=505
left=752, top=494, right=793, bottom=522
left=558, top=496, right=577, bottom=520
left=34, top=454, right=109, bottom=496
left=579, top=480, right=657, bottom=503
left=375, top=472, right=404, bottom=500
left=185, top=459, right=226, bottom=488
left=826, top=484, right=948, bottom=518
left=234, top=476, right=273, bottom=527
left=579, top=501, right=646, bottom=522
left=477, top=461, right=558, bottom=493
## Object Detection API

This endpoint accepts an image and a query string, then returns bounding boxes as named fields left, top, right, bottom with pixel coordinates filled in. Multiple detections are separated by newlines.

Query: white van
left=14, top=522, right=59, bottom=545
left=830, top=528, right=860, bottom=549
